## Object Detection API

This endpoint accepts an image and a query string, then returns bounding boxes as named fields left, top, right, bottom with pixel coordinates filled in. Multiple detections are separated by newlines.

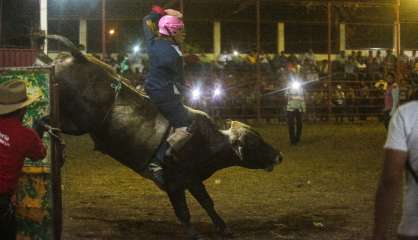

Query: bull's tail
left=46, top=34, right=87, bottom=62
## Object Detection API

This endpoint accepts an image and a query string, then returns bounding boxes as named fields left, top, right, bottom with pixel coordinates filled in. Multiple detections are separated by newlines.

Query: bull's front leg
left=188, top=182, right=234, bottom=238
left=167, top=189, right=205, bottom=240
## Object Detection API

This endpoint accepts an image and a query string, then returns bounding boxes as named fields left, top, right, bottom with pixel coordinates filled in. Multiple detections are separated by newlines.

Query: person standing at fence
left=383, top=73, right=400, bottom=129
left=384, top=49, right=397, bottom=76
left=373, top=100, right=418, bottom=240
left=286, top=79, right=305, bottom=145
left=0, top=80, right=47, bottom=240
left=333, top=84, right=346, bottom=123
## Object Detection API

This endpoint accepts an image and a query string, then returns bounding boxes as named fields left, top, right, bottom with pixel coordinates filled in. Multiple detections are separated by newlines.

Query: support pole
left=277, top=22, right=285, bottom=53
left=256, top=0, right=261, bottom=121
left=79, top=17, right=87, bottom=52
left=395, top=0, right=401, bottom=82
left=213, top=21, right=221, bottom=56
left=0, top=0, right=3, bottom=47
left=339, top=23, right=346, bottom=51
left=327, top=1, right=332, bottom=116
left=40, top=0, right=48, bottom=54
left=180, top=0, right=184, bottom=13
left=102, top=0, right=107, bottom=59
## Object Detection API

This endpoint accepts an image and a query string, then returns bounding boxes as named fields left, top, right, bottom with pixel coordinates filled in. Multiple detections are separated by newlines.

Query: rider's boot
left=148, top=142, right=169, bottom=189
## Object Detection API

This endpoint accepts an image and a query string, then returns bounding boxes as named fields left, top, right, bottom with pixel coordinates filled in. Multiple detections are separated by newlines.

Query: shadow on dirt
left=66, top=209, right=349, bottom=240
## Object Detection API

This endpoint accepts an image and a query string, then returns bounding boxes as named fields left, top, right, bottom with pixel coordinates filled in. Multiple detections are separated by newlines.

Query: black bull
left=46, top=35, right=283, bottom=239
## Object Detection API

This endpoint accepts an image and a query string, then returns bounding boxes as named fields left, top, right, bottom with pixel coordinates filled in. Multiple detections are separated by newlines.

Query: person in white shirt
left=373, top=101, right=418, bottom=240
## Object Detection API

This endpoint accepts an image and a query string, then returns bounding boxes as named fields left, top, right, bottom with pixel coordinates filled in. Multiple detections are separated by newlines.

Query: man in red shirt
left=0, top=80, right=47, bottom=240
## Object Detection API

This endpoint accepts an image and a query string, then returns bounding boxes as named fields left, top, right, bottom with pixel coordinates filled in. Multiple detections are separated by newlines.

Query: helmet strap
left=164, top=26, right=179, bottom=46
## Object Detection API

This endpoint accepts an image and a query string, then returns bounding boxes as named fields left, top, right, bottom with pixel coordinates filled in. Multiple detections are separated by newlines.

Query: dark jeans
left=0, top=193, right=16, bottom=240
left=146, top=89, right=192, bottom=128
left=287, top=110, right=303, bottom=144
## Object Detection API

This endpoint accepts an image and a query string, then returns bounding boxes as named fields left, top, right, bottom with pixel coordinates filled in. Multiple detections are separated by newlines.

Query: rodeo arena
left=2, top=0, right=418, bottom=240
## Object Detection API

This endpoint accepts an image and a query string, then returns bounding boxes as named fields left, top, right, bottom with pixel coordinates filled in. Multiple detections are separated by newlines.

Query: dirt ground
left=61, top=121, right=401, bottom=240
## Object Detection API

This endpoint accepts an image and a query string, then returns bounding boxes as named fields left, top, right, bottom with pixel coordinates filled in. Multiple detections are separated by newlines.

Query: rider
left=143, top=6, right=192, bottom=186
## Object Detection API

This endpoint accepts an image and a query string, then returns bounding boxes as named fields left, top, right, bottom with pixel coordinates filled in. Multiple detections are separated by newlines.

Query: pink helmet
left=158, top=15, right=184, bottom=36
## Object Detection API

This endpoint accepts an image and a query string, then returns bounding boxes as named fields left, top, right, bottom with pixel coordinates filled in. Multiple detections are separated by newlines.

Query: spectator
left=373, top=100, right=418, bottom=240
left=319, top=60, right=329, bottom=78
left=398, top=50, right=410, bottom=82
left=384, top=49, right=397, bottom=76
left=376, top=49, right=384, bottom=65
left=357, top=56, right=368, bottom=81
left=303, top=49, right=316, bottom=67
left=286, top=79, right=305, bottom=145
left=345, top=87, right=356, bottom=122
left=367, top=50, right=374, bottom=66
left=273, top=51, right=288, bottom=80
left=319, top=84, right=330, bottom=121
left=356, top=50, right=364, bottom=63
left=333, top=84, right=346, bottom=123
left=358, top=81, right=370, bottom=120
left=383, top=73, right=400, bottom=129
left=368, top=57, right=383, bottom=82
left=218, top=50, right=232, bottom=65
left=345, top=56, right=358, bottom=81
left=0, top=80, right=47, bottom=240
left=410, top=50, right=417, bottom=69
left=336, top=50, right=347, bottom=65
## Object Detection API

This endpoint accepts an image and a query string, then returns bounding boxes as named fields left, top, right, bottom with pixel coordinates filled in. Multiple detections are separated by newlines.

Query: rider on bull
left=143, top=6, right=191, bottom=186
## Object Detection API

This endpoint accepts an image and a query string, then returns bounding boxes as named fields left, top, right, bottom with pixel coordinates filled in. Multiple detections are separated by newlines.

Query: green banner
left=0, top=68, right=53, bottom=240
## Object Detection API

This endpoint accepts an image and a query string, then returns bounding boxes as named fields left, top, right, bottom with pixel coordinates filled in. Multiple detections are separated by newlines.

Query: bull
left=43, top=35, right=283, bottom=239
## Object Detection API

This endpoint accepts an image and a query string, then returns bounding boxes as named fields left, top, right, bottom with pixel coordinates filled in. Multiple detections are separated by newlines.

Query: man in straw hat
left=0, top=80, right=47, bottom=239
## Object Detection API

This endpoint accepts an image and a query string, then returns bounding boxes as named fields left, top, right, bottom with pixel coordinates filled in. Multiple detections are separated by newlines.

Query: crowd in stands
left=101, top=48, right=418, bottom=121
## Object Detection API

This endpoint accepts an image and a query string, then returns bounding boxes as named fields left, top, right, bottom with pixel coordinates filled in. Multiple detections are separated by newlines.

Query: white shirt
left=384, top=101, right=418, bottom=236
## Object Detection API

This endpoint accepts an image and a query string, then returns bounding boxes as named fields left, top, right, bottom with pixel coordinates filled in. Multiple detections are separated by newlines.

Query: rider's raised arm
left=142, top=6, right=165, bottom=50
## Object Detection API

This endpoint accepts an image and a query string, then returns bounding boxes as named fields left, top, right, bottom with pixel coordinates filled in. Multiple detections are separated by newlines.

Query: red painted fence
left=0, top=48, right=37, bottom=67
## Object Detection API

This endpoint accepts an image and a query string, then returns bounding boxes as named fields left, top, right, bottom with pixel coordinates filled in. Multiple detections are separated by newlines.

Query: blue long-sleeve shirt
left=143, top=13, right=185, bottom=97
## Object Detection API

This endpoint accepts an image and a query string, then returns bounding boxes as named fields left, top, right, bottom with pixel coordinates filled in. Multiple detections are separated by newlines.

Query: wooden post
left=395, top=0, right=401, bottom=82
left=40, top=0, right=48, bottom=54
left=256, top=0, right=261, bottom=121
left=49, top=66, right=62, bottom=240
left=102, top=0, right=107, bottom=58
left=327, top=1, right=333, bottom=117
left=0, top=0, right=3, bottom=47
left=180, top=0, right=184, bottom=13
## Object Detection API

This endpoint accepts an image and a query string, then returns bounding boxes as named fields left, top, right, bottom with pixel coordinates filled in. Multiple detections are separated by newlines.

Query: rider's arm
left=143, top=6, right=165, bottom=50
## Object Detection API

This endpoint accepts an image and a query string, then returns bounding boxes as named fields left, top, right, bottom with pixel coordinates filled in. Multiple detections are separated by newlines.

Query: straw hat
left=0, top=80, right=40, bottom=115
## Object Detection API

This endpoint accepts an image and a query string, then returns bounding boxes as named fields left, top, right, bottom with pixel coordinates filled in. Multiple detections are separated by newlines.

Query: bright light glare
left=291, top=81, right=301, bottom=90
left=133, top=45, right=140, bottom=53
left=191, top=88, right=201, bottom=101
left=213, top=87, right=222, bottom=97
left=109, top=29, right=115, bottom=35
left=233, top=50, right=239, bottom=56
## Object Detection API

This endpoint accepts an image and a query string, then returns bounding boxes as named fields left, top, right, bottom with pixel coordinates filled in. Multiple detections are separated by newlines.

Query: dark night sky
left=2, top=0, right=418, bottom=52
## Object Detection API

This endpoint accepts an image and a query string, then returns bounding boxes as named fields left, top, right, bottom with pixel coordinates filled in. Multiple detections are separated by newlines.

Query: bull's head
left=223, top=121, right=283, bottom=171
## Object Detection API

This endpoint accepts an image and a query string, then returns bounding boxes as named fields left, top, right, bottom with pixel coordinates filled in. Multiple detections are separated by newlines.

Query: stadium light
left=191, top=87, right=202, bottom=101
left=133, top=45, right=140, bottom=53
left=291, top=81, right=301, bottom=90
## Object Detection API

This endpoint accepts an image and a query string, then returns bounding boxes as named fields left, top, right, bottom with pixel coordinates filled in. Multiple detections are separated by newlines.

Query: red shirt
left=0, top=116, right=46, bottom=194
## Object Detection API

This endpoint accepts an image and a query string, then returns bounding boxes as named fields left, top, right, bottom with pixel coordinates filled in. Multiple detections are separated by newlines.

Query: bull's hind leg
left=188, top=182, right=234, bottom=238
left=167, top=189, right=206, bottom=240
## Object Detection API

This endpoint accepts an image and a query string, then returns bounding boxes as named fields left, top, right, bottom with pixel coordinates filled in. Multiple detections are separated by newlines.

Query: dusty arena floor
left=61, top=121, right=401, bottom=240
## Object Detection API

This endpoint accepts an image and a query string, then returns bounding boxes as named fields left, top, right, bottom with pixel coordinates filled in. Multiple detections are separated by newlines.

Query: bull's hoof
left=218, top=227, right=234, bottom=238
